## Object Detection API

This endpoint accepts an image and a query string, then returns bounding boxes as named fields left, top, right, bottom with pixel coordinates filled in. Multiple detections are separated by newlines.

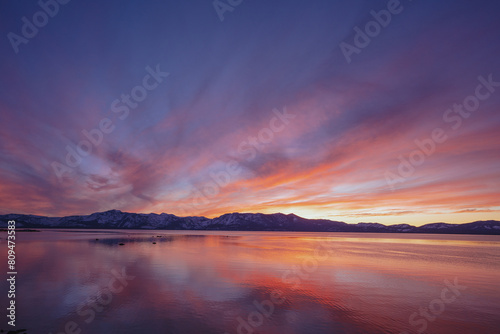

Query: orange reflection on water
left=5, top=230, right=500, bottom=334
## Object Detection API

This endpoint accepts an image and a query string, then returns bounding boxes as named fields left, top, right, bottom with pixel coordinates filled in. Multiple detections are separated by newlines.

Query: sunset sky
left=1, top=0, right=499, bottom=225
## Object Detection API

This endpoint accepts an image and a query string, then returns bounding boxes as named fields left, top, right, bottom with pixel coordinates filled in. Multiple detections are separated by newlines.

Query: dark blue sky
left=1, top=0, right=500, bottom=225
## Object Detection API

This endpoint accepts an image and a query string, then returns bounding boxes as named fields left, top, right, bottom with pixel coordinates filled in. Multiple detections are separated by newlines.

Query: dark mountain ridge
left=1, top=210, right=499, bottom=235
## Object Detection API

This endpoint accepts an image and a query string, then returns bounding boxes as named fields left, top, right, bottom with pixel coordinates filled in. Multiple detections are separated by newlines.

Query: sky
left=0, top=0, right=499, bottom=226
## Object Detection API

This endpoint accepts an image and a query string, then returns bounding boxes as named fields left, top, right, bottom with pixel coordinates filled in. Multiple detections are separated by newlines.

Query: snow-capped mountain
left=0, top=210, right=499, bottom=235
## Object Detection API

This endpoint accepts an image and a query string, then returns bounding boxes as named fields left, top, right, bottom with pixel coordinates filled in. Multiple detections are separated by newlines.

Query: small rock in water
left=119, top=243, right=125, bottom=246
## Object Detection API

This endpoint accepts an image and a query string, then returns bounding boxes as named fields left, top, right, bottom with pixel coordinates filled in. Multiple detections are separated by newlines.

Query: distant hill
left=1, top=210, right=499, bottom=235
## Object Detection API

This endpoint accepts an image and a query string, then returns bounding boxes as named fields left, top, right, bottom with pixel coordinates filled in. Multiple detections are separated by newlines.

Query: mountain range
left=1, top=210, right=499, bottom=235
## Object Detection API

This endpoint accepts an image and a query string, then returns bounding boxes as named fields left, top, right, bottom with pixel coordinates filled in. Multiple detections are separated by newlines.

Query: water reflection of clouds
left=4, top=231, right=500, bottom=333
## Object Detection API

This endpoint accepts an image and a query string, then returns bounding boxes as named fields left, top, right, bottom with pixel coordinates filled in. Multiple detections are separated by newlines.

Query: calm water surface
left=1, top=230, right=499, bottom=333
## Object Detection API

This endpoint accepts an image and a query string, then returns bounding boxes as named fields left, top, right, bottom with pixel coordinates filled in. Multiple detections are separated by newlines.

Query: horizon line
left=2, top=209, right=498, bottom=227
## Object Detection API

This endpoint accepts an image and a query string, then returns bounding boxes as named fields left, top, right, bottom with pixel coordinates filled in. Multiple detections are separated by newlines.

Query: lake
left=1, top=230, right=499, bottom=333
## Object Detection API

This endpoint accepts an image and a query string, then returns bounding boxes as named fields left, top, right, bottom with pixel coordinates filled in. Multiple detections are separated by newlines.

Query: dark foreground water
left=1, top=230, right=499, bottom=334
